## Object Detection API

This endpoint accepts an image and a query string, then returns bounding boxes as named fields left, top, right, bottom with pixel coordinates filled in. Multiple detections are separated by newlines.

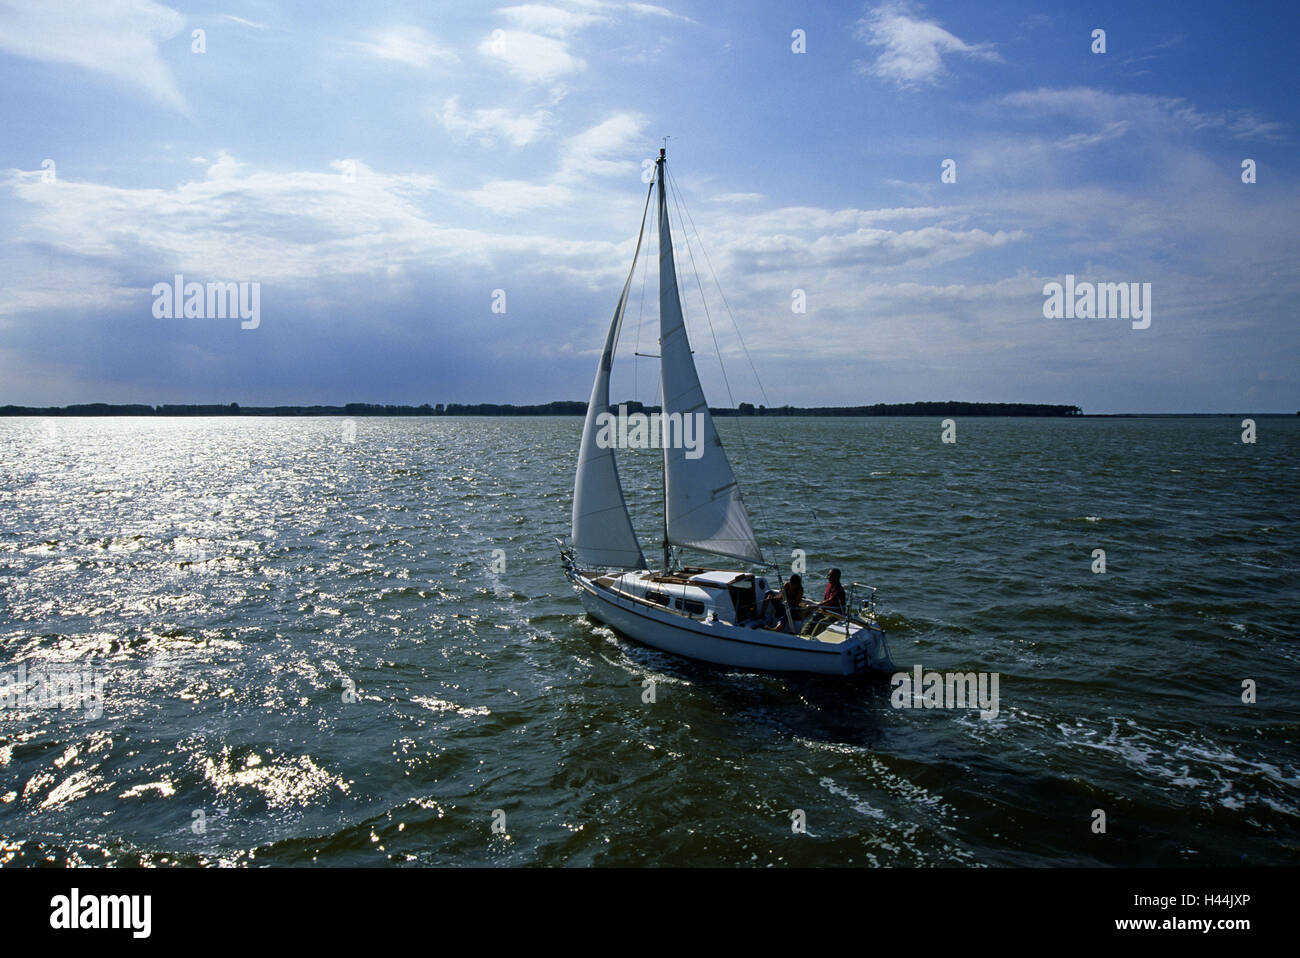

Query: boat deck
left=588, top=571, right=861, bottom=646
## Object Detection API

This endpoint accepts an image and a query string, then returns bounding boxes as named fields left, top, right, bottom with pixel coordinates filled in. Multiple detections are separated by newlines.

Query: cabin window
left=683, top=599, right=706, bottom=615
left=646, top=591, right=669, bottom=606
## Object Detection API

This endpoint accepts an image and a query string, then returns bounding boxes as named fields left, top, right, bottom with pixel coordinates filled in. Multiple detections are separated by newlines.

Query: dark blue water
left=1, top=416, right=1296, bottom=865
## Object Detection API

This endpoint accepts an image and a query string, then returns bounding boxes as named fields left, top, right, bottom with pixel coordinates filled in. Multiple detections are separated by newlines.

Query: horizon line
left=2, top=401, right=1296, bottom=417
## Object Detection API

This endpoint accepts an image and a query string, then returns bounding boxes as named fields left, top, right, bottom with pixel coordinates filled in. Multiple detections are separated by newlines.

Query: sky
left=0, top=0, right=1296, bottom=413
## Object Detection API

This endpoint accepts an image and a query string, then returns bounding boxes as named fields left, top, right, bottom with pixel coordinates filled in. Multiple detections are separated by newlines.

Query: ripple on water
left=1, top=416, right=1297, bottom=866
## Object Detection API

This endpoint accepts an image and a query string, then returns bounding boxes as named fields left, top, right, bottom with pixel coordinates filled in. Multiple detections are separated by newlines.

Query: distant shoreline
left=1, top=402, right=1293, bottom=417
left=4, top=401, right=1086, bottom=417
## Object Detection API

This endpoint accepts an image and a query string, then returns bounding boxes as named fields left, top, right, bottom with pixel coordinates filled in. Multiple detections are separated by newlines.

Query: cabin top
left=606, top=569, right=773, bottom=625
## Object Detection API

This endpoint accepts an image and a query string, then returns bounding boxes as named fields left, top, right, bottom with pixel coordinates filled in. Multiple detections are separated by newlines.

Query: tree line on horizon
left=0, top=400, right=1085, bottom=417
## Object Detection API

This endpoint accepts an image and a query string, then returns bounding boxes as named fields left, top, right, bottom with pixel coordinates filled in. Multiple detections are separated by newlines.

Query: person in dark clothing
left=821, top=568, right=846, bottom=614
left=763, top=574, right=804, bottom=630
left=784, top=573, right=804, bottom=609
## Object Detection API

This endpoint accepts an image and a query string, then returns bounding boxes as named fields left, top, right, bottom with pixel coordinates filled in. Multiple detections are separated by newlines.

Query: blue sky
left=1, top=0, right=1296, bottom=413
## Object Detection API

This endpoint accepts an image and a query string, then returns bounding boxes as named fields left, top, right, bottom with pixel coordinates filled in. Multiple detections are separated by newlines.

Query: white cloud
left=453, top=112, right=647, bottom=213
left=218, top=14, right=267, bottom=30
left=712, top=205, right=954, bottom=236
left=480, top=3, right=693, bottom=87
left=560, top=114, right=645, bottom=180
left=722, top=224, right=1027, bottom=274
left=626, top=3, right=696, bottom=24
left=462, top=178, right=570, bottom=213
left=205, top=150, right=246, bottom=179
left=0, top=0, right=187, bottom=110
left=856, top=1, right=999, bottom=88
left=1058, top=120, right=1132, bottom=151
left=0, top=155, right=635, bottom=300
left=1223, top=114, right=1284, bottom=139
left=438, top=97, right=551, bottom=147
left=1001, top=87, right=1284, bottom=141
left=478, top=28, right=584, bottom=83
left=355, top=26, right=458, bottom=69
left=499, top=4, right=606, bottom=37
left=4, top=142, right=1296, bottom=411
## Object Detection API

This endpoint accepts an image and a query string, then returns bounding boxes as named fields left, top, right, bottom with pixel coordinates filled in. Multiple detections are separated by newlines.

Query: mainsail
left=655, top=155, right=765, bottom=564
left=570, top=182, right=653, bottom=569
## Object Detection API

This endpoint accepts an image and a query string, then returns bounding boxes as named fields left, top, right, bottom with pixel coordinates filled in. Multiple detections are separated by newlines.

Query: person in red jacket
left=821, top=568, right=846, bottom=614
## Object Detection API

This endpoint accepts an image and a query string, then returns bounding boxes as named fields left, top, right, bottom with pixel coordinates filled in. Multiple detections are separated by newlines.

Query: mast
left=657, top=148, right=670, bottom=573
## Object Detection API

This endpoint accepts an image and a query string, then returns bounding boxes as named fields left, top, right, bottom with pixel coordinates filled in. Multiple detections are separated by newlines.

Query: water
left=1, top=416, right=1297, bottom=866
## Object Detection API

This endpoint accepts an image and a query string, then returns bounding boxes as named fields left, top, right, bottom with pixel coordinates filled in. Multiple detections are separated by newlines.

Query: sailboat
left=559, top=149, right=896, bottom=676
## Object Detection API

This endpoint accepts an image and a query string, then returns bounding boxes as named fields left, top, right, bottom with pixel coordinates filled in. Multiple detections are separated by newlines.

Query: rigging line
left=664, top=165, right=771, bottom=567
left=668, top=167, right=833, bottom=577
left=665, top=165, right=772, bottom=410
left=613, top=176, right=656, bottom=533
left=665, top=168, right=739, bottom=411
left=662, top=176, right=708, bottom=559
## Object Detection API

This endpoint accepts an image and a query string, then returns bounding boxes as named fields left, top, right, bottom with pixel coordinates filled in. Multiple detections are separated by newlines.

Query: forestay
left=570, top=183, right=653, bottom=569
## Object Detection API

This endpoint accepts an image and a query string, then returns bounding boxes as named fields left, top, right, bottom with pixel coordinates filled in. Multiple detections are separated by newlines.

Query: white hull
left=567, top=568, right=895, bottom=677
